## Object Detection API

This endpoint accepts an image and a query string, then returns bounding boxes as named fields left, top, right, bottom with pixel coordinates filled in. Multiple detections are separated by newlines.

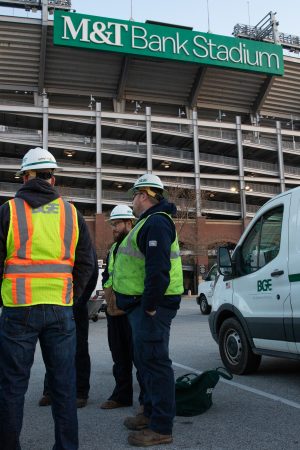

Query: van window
left=240, top=206, right=283, bottom=274
left=206, top=265, right=217, bottom=281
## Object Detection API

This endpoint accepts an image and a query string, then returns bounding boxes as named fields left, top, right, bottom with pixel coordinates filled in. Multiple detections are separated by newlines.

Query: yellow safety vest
left=103, top=242, right=117, bottom=288
left=113, top=213, right=183, bottom=296
left=1, top=197, right=79, bottom=307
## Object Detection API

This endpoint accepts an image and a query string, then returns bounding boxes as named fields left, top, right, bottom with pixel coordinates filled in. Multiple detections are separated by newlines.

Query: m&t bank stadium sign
left=53, top=11, right=284, bottom=76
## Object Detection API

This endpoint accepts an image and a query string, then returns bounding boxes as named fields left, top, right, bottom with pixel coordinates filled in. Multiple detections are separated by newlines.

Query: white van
left=209, top=187, right=300, bottom=375
left=196, top=264, right=219, bottom=315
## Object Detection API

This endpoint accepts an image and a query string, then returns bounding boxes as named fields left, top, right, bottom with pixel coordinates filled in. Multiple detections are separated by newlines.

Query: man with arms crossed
left=101, top=205, right=143, bottom=410
left=113, top=174, right=183, bottom=447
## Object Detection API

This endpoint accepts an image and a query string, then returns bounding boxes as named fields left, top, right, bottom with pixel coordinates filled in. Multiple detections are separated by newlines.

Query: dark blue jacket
left=115, top=199, right=182, bottom=312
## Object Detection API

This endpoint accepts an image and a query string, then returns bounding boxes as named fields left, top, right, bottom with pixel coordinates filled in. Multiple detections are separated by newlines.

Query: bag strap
left=215, top=367, right=233, bottom=380
left=176, top=373, right=198, bottom=384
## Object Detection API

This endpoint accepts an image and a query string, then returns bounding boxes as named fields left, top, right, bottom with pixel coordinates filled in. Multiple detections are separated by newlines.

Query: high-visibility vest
left=103, top=242, right=117, bottom=288
left=2, top=197, right=79, bottom=307
left=113, top=213, right=183, bottom=296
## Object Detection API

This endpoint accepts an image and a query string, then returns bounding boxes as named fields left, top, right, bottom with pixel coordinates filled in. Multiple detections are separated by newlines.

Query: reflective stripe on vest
left=103, top=242, right=117, bottom=289
left=2, top=198, right=78, bottom=307
left=113, top=212, right=183, bottom=296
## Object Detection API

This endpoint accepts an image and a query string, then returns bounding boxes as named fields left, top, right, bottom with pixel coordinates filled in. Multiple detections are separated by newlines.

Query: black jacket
left=0, top=178, right=95, bottom=305
left=115, top=199, right=182, bottom=312
left=76, top=246, right=99, bottom=306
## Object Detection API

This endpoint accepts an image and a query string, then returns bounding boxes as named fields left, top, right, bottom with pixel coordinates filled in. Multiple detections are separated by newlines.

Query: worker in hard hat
left=0, top=147, right=95, bottom=450
left=112, top=174, right=184, bottom=447
left=100, top=205, right=143, bottom=410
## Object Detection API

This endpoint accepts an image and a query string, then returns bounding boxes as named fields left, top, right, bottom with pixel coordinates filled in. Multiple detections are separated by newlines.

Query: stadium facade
left=0, top=1, right=299, bottom=290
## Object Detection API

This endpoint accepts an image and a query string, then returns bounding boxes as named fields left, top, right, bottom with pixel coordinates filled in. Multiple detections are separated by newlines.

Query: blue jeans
left=0, top=305, right=78, bottom=450
left=43, top=303, right=91, bottom=400
left=127, top=305, right=177, bottom=435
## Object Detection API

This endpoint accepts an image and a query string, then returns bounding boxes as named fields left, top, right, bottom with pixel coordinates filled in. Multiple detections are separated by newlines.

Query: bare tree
left=167, top=186, right=196, bottom=240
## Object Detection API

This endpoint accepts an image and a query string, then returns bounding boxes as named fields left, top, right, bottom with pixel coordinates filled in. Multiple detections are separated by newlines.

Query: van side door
left=288, top=191, right=300, bottom=353
left=232, top=194, right=292, bottom=354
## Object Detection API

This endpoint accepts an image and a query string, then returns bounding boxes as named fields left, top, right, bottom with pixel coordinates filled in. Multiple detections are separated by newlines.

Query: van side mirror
left=217, top=247, right=233, bottom=277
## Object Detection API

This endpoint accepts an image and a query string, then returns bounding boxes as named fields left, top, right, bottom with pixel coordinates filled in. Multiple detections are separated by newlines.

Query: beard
left=115, top=231, right=128, bottom=244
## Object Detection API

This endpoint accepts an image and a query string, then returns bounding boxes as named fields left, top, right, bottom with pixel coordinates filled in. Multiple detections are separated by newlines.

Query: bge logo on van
left=257, top=279, right=272, bottom=292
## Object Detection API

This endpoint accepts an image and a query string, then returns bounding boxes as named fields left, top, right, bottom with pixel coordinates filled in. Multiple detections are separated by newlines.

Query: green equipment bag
left=175, top=367, right=233, bottom=416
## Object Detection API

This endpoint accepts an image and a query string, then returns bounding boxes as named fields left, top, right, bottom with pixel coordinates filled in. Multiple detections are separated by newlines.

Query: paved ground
left=20, top=298, right=300, bottom=449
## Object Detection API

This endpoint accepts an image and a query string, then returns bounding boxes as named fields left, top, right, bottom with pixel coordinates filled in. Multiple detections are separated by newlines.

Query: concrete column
left=96, top=102, right=102, bottom=214
left=41, top=0, right=48, bottom=22
left=146, top=106, right=152, bottom=173
left=276, top=121, right=285, bottom=193
left=236, top=116, right=247, bottom=226
left=42, top=96, right=48, bottom=150
left=192, top=109, right=201, bottom=217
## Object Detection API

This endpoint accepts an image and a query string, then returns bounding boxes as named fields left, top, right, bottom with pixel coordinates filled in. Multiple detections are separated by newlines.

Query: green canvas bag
left=175, top=367, right=233, bottom=417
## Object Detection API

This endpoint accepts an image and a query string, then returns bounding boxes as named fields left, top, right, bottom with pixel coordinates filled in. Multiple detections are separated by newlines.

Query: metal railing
left=1, top=127, right=300, bottom=189
left=1, top=125, right=299, bottom=155
left=0, top=182, right=262, bottom=216
left=202, top=199, right=259, bottom=215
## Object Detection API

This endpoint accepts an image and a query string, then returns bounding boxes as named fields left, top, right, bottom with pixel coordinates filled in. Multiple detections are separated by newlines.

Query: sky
left=70, top=0, right=299, bottom=37
left=1, top=0, right=298, bottom=38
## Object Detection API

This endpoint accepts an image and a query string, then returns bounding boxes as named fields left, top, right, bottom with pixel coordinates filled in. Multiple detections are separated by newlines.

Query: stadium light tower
left=206, top=0, right=211, bottom=33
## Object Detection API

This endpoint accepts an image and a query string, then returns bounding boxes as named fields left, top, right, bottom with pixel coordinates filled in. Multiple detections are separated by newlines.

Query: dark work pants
left=44, top=303, right=91, bottom=399
left=127, top=304, right=177, bottom=435
left=107, top=314, right=144, bottom=406
left=0, top=305, right=78, bottom=450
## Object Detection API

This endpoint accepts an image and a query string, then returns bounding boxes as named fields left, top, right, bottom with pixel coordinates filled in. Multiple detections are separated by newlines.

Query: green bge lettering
left=257, top=279, right=272, bottom=292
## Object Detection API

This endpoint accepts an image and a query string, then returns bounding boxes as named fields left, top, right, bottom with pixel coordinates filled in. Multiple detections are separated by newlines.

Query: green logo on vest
left=32, top=204, right=59, bottom=214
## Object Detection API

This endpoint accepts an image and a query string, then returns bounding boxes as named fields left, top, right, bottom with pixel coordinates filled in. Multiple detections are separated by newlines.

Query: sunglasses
left=132, top=191, right=145, bottom=199
left=110, top=220, right=125, bottom=228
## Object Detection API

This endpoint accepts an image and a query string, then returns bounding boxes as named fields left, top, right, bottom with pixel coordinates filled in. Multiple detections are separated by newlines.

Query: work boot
left=137, top=404, right=144, bottom=415
left=76, top=398, right=88, bottom=408
left=128, top=429, right=173, bottom=447
left=124, top=414, right=150, bottom=431
left=38, top=395, right=52, bottom=407
left=100, top=399, right=131, bottom=409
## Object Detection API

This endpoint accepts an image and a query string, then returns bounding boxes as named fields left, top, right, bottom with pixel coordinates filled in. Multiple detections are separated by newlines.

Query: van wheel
left=199, top=295, right=211, bottom=315
left=219, top=318, right=261, bottom=375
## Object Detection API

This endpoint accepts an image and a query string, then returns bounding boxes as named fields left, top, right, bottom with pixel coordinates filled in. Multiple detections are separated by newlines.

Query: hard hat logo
left=18, top=147, right=61, bottom=175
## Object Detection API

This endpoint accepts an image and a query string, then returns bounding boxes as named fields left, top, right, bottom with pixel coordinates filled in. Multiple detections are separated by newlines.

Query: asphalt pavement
left=21, top=298, right=300, bottom=449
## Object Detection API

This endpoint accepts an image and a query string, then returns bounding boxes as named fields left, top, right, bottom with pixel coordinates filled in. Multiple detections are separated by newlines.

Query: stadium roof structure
left=0, top=2, right=299, bottom=224
left=0, top=9, right=299, bottom=122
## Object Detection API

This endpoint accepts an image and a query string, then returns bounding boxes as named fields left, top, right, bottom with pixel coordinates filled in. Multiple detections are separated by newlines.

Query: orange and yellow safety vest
left=1, top=197, right=79, bottom=307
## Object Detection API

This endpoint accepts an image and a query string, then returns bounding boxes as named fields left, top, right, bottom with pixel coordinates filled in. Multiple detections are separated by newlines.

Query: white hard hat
left=109, top=205, right=135, bottom=221
left=129, top=173, right=167, bottom=201
left=131, top=174, right=164, bottom=191
left=18, top=147, right=60, bottom=175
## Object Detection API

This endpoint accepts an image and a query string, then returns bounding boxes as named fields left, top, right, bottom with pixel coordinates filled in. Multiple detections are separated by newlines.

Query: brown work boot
left=76, top=398, right=88, bottom=408
left=124, top=414, right=150, bottom=431
left=128, top=429, right=173, bottom=447
left=38, top=395, right=52, bottom=407
left=137, top=404, right=144, bottom=415
left=100, top=399, right=130, bottom=409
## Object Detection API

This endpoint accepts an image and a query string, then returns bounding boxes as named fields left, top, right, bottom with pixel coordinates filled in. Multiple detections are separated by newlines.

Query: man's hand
left=145, top=310, right=156, bottom=316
